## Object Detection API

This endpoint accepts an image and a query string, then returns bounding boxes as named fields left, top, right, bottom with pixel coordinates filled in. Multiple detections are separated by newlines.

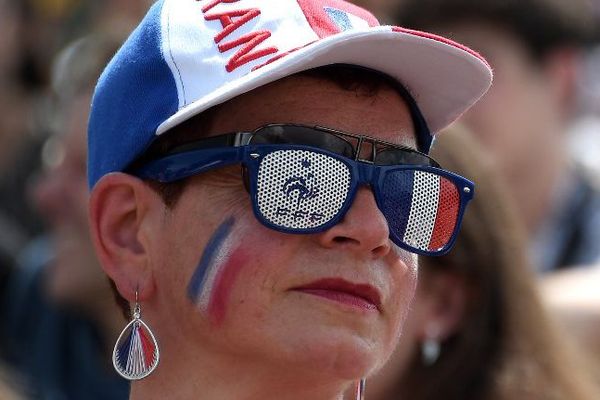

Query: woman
left=86, top=0, right=493, bottom=399
left=368, top=127, right=600, bottom=400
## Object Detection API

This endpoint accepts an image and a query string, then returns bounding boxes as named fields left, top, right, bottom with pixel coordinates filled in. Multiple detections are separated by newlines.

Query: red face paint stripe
left=428, top=177, right=459, bottom=251
left=207, top=246, right=247, bottom=325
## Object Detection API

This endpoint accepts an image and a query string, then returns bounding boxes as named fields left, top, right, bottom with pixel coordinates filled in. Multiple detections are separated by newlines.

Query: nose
left=317, top=187, right=391, bottom=258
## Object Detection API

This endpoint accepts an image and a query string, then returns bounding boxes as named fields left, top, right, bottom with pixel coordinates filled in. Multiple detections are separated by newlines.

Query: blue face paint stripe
left=187, top=217, right=235, bottom=301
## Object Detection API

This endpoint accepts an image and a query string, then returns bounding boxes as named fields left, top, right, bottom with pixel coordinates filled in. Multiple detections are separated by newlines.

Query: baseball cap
left=88, top=0, right=492, bottom=188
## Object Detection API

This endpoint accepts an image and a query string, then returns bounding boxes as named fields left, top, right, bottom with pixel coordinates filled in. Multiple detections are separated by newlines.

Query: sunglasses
left=133, top=124, right=474, bottom=256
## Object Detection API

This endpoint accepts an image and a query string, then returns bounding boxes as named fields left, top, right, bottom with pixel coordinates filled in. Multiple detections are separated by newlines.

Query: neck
left=129, top=340, right=350, bottom=400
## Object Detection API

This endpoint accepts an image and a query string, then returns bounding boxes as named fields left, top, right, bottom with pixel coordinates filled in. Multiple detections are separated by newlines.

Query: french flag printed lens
left=254, top=149, right=465, bottom=255
left=380, top=169, right=459, bottom=253
left=256, top=149, right=351, bottom=230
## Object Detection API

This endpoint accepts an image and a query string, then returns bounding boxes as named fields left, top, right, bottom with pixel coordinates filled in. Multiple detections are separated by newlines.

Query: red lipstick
left=293, top=278, right=382, bottom=312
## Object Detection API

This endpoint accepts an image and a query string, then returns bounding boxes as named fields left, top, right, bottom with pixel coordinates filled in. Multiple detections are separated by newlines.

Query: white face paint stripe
left=403, top=171, right=440, bottom=250
left=195, top=236, right=235, bottom=311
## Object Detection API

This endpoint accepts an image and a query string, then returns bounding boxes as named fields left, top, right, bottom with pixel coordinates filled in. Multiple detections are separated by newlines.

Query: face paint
left=206, top=246, right=248, bottom=325
left=187, top=217, right=235, bottom=311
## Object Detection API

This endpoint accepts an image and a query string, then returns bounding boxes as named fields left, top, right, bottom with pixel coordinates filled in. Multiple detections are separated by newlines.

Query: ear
left=89, top=173, right=160, bottom=303
left=415, top=272, right=468, bottom=342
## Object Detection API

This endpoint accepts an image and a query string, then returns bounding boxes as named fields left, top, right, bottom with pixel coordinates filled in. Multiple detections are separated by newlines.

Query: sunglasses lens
left=380, top=169, right=460, bottom=253
left=251, top=125, right=354, bottom=158
left=256, top=149, right=352, bottom=231
left=375, top=147, right=439, bottom=167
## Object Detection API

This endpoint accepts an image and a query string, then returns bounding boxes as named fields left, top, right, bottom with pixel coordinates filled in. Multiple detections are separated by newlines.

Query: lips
left=292, top=278, right=382, bottom=312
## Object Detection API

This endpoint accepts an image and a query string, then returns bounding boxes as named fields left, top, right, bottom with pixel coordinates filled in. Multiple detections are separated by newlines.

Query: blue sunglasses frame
left=133, top=129, right=474, bottom=256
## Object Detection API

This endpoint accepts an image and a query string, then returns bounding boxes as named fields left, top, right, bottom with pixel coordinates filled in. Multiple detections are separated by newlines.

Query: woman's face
left=145, top=74, right=419, bottom=382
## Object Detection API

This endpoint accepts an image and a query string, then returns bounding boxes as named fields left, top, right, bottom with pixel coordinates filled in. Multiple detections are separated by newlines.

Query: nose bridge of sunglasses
left=354, top=137, right=374, bottom=162
left=356, top=162, right=377, bottom=185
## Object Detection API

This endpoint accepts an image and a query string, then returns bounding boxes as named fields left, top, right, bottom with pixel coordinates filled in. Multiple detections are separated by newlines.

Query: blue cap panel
left=88, top=0, right=179, bottom=187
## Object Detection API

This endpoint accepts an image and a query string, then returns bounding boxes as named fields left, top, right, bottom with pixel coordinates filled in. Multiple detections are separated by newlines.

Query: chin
left=278, top=328, right=389, bottom=381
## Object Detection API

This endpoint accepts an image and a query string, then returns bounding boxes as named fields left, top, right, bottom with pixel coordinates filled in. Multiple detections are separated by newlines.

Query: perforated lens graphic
left=380, top=170, right=460, bottom=252
left=256, top=150, right=351, bottom=230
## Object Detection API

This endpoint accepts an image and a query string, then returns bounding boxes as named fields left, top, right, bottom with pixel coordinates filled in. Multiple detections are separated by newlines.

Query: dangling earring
left=421, top=324, right=441, bottom=366
left=112, top=290, right=160, bottom=380
left=355, top=378, right=366, bottom=400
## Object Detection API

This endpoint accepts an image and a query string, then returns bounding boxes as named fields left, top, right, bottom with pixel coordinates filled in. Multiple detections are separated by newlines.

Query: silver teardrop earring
left=421, top=324, right=441, bottom=366
left=112, top=290, right=160, bottom=380
left=355, top=378, right=366, bottom=400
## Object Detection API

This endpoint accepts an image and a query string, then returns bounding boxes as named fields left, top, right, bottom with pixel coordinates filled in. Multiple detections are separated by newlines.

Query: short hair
left=395, top=0, right=597, bottom=63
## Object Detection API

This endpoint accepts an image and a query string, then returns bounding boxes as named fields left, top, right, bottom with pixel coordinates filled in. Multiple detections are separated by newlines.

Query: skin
left=90, top=74, right=419, bottom=400
left=187, top=218, right=235, bottom=310
left=365, top=270, right=467, bottom=400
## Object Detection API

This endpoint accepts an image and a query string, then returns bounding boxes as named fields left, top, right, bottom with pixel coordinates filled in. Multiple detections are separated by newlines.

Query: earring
left=421, top=324, right=441, bottom=366
left=112, top=291, right=160, bottom=380
left=355, top=378, right=366, bottom=400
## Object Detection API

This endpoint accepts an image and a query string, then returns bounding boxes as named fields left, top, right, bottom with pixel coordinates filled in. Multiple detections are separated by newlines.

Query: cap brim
left=157, top=26, right=492, bottom=136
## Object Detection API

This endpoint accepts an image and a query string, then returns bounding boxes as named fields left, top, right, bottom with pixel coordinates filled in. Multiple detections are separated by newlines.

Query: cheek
left=389, top=251, right=419, bottom=337
left=187, top=217, right=237, bottom=321
left=206, top=245, right=248, bottom=325
left=186, top=216, right=283, bottom=326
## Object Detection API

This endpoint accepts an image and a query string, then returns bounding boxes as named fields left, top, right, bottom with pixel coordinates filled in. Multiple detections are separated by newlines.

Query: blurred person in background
left=0, top=0, right=150, bottom=277
left=365, top=127, right=600, bottom=400
left=541, top=263, right=600, bottom=377
left=0, top=0, right=41, bottom=277
left=0, top=364, right=25, bottom=400
left=346, top=0, right=396, bottom=23
left=0, top=33, right=130, bottom=400
left=395, top=0, right=600, bottom=272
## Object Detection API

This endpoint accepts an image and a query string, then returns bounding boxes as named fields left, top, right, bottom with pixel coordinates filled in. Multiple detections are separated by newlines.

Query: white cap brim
left=156, top=26, right=492, bottom=136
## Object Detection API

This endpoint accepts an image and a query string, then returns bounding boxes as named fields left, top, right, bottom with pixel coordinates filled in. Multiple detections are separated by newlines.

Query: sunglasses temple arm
left=134, top=147, right=244, bottom=183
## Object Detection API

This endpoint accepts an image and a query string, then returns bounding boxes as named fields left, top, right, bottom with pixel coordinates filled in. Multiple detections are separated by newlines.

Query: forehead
left=206, top=73, right=417, bottom=148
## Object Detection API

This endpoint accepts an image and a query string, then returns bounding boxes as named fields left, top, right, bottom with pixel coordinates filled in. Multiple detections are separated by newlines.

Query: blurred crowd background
left=0, top=0, right=599, bottom=399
